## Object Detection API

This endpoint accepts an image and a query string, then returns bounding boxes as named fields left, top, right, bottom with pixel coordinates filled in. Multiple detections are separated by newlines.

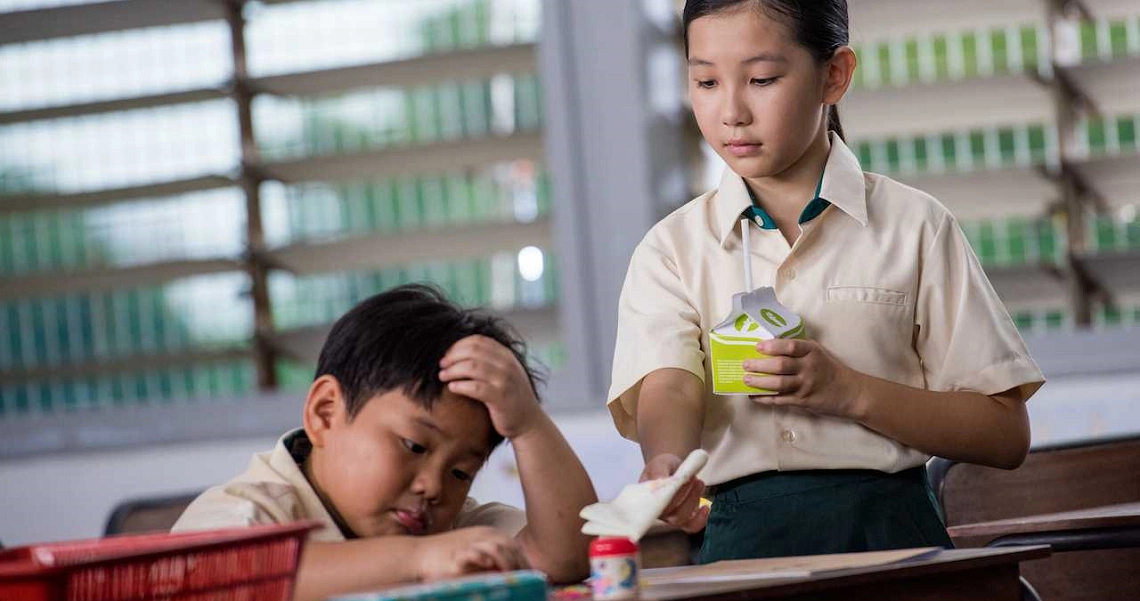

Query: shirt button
left=781, top=429, right=796, bottom=443
left=783, top=268, right=796, bottom=281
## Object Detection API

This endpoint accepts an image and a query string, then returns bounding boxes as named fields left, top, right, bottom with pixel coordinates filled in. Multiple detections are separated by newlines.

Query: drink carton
left=708, top=287, right=805, bottom=395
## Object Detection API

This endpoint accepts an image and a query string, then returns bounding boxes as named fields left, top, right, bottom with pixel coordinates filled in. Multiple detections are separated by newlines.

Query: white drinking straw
left=741, top=217, right=753, bottom=292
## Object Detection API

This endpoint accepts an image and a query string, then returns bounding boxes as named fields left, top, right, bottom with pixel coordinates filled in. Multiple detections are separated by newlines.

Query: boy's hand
left=743, top=339, right=866, bottom=419
left=640, top=453, right=709, bottom=533
left=415, top=526, right=530, bottom=581
left=439, top=335, right=543, bottom=439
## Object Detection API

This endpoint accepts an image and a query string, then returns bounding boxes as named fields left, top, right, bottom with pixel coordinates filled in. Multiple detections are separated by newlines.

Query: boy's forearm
left=636, top=368, right=705, bottom=461
left=852, top=374, right=1031, bottom=470
left=511, top=412, right=597, bottom=583
left=293, top=538, right=420, bottom=601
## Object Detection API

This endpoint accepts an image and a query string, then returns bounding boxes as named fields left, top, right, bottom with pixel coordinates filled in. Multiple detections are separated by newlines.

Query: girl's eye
left=451, top=469, right=473, bottom=482
left=695, top=79, right=716, bottom=89
left=402, top=438, right=427, bottom=454
left=751, top=77, right=777, bottom=86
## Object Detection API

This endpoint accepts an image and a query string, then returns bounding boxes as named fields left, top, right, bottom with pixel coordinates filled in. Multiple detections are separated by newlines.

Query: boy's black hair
left=315, top=283, right=543, bottom=448
left=682, top=0, right=850, bottom=141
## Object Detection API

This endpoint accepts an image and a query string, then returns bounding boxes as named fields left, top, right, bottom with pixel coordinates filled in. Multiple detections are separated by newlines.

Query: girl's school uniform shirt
left=171, top=429, right=526, bottom=540
left=608, top=132, right=1045, bottom=487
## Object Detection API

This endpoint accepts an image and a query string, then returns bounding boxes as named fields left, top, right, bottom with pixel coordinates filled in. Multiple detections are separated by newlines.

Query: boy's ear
left=303, top=375, right=346, bottom=448
left=823, top=45, right=856, bottom=106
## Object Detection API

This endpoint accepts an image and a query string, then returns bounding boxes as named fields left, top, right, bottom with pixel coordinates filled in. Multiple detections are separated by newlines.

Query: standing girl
left=607, top=0, right=1044, bottom=561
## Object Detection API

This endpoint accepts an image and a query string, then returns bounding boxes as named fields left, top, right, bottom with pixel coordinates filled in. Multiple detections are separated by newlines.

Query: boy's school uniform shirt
left=608, top=132, right=1045, bottom=487
left=171, top=429, right=526, bottom=541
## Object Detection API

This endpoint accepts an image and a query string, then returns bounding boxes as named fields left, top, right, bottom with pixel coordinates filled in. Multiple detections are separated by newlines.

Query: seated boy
left=173, top=284, right=597, bottom=600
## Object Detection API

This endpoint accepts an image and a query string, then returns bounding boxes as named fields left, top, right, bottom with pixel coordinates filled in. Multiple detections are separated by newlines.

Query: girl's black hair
left=315, top=283, right=544, bottom=449
left=682, top=0, right=849, bottom=141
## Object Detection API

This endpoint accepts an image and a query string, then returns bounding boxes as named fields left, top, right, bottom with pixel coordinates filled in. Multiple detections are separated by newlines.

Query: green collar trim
left=743, top=170, right=830, bottom=230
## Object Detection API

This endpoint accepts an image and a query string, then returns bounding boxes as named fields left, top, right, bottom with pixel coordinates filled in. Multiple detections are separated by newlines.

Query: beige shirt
left=172, top=429, right=527, bottom=541
left=608, top=133, right=1044, bottom=486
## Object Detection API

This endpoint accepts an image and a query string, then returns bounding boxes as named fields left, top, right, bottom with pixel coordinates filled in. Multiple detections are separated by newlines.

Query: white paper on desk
left=579, top=449, right=709, bottom=542
left=642, top=547, right=943, bottom=588
left=641, top=570, right=810, bottom=586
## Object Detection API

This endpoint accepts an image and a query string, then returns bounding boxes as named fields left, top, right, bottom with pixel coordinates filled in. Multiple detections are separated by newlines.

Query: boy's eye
left=695, top=79, right=716, bottom=89
left=751, top=77, right=777, bottom=86
left=402, top=438, right=427, bottom=454
left=451, top=469, right=473, bottom=482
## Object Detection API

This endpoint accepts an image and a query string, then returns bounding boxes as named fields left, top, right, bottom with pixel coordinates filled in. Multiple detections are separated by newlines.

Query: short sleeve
left=171, top=483, right=294, bottom=532
left=453, top=497, right=527, bottom=536
left=915, top=213, right=1045, bottom=401
left=607, top=239, right=706, bottom=440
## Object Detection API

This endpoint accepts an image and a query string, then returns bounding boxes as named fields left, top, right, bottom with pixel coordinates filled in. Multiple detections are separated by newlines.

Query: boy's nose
left=412, top=469, right=444, bottom=503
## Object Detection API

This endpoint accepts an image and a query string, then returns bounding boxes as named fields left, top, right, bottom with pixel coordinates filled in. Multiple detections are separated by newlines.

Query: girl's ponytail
left=828, top=104, right=845, bottom=142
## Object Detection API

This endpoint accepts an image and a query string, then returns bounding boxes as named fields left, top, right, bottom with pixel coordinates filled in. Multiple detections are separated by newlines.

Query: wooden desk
left=638, top=546, right=1049, bottom=601
left=947, top=503, right=1140, bottom=601
left=948, top=501, right=1140, bottom=547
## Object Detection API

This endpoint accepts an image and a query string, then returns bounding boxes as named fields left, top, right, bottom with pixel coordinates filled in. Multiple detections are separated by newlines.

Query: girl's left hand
left=743, top=339, right=866, bottom=419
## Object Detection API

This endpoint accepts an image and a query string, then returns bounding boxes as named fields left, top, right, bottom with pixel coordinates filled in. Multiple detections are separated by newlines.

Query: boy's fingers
left=504, top=541, right=529, bottom=570
left=441, top=335, right=508, bottom=368
left=515, top=545, right=531, bottom=569
left=479, top=540, right=518, bottom=572
left=440, top=356, right=511, bottom=383
left=454, top=549, right=488, bottom=574
left=447, top=379, right=492, bottom=401
left=438, top=358, right=486, bottom=381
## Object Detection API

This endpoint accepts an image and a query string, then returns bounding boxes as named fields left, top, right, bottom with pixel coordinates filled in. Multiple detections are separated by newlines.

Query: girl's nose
left=722, top=87, right=751, bottom=127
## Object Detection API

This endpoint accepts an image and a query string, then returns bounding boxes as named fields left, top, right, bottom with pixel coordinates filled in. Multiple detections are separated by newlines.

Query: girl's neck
left=743, top=126, right=832, bottom=220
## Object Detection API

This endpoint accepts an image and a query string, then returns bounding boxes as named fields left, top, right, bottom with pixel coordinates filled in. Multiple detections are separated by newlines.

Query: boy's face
left=308, top=384, right=495, bottom=538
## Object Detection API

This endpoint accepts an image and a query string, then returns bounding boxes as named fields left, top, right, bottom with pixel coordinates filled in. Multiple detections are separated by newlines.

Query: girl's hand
left=743, top=339, right=867, bottom=419
left=439, top=335, right=543, bottom=440
left=640, top=454, right=710, bottom=533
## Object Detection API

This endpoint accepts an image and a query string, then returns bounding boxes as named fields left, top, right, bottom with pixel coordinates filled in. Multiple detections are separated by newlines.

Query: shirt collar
left=715, top=131, right=868, bottom=247
left=276, top=428, right=360, bottom=540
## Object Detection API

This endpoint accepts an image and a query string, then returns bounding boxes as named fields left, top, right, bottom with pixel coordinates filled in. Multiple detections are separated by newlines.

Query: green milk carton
left=708, top=286, right=806, bottom=395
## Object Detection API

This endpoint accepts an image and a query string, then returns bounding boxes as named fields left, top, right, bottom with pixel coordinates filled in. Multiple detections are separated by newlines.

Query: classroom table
left=947, top=502, right=1140, bottom=601
left=947, top=501, right=1140, bottom=549
left=634, top=546, right=1049, bottom=601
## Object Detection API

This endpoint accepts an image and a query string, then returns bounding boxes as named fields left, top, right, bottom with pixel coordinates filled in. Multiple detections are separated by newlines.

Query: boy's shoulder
left=171, top=432, right=346, bottom=541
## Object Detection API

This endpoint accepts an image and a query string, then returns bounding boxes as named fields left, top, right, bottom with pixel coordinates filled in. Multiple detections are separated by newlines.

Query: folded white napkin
left=579, top=449, right=709, bottom=541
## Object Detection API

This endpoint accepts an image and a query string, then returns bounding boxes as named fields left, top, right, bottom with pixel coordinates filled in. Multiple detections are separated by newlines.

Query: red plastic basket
left=0, top=520, right=319, bottom=601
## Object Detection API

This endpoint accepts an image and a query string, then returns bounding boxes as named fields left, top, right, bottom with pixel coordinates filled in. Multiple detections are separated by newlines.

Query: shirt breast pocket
left=820, top=285, right=918, bottom=381
left=825, top=286, right=908, bottom=307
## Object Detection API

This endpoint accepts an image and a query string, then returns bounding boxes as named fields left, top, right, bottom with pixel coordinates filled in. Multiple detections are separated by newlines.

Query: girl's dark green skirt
left=698, top=466, right=954, bottom=563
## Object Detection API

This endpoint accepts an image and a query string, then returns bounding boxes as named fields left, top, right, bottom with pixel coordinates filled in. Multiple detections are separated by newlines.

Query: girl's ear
left=823, top=46, right=857, bottom=106
left=303, top=374, right=346, bottom=448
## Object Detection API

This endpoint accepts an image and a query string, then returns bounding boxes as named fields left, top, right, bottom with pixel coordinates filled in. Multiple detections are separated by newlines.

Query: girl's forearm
left=636, top=368, right=706, bottom=462
left=851, top=374, right=1030, bottom=469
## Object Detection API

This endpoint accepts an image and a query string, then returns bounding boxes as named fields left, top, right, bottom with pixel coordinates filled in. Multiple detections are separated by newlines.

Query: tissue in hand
left=579, top=449, right=709, bottom=542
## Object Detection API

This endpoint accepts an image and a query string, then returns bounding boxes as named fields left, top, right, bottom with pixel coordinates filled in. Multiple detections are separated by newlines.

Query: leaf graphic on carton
left=734, top=314, right=760, bottom=333
left=707, top=287, right=805, bottom=396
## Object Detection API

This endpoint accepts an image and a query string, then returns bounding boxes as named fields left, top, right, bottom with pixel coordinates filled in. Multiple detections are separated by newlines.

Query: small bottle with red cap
left=588, top=536, right=640, bottom=600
